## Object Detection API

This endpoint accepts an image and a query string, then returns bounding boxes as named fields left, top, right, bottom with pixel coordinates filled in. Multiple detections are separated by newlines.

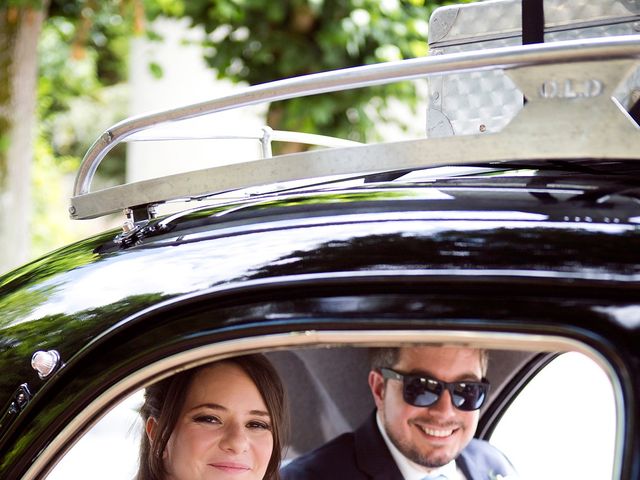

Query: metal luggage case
left=426, top=0, right=640, bottom=137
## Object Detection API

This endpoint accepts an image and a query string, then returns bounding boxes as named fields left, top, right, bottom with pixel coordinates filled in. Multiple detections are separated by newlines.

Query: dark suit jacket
left=281, top=413, right=516, bottom=480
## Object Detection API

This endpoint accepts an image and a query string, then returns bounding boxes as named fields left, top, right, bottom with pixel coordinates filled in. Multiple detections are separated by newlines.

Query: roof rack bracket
left=503, top=59, right=640, bottom=138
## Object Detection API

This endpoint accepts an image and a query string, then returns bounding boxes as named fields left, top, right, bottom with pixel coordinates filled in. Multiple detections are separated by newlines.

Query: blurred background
left=0, top=0, right=468, bottom=275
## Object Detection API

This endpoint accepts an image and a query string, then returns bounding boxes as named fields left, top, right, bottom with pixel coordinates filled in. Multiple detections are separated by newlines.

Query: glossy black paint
left=1, top=218, right=638, bottom=406
left=0, top=161, right=639, bottom=478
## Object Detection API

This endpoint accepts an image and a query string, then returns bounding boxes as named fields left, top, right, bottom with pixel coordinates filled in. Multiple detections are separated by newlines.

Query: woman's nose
left=219, top=422, right=249, bottom=453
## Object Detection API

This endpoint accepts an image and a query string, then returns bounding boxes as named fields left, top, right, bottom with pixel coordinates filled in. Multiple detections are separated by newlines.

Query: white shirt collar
left=376, top=412, right=463, bottom=480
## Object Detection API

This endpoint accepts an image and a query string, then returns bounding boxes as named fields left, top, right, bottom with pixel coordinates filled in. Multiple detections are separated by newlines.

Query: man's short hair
left=369, top=346, right=489, bottom=377
left=369, top=347, right=400, bottom=371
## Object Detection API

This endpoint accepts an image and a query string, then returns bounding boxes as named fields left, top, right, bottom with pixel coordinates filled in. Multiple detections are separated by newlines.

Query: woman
left=136, top=353, right=288, bottom=480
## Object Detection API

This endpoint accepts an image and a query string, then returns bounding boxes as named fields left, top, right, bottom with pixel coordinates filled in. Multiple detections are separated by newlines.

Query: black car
left=0, top=30, right=639, bottom=480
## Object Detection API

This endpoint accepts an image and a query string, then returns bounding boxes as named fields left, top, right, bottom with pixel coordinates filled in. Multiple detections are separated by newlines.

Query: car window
left=45, top=346, right=620, bottom=480
left=490, top=352, right=617, bottom=480
left=46, top=390, right=143, bottom=480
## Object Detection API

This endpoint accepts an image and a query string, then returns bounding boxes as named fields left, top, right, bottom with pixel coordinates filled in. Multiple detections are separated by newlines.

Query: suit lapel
left=457, top=450, right=482, bottom=480
left=354, top=412, right=404, bottom=480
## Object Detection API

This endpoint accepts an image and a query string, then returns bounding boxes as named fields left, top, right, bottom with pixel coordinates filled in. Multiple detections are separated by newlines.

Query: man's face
left=369, top=346, right=484, bottom=469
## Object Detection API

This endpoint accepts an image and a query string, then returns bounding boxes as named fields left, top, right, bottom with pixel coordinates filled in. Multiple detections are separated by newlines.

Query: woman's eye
left=194, top=415, right=221, bottom=424
left=247, top=421, right=271, bottom=430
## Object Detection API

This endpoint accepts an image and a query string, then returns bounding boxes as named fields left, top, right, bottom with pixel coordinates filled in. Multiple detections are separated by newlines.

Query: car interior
left=265, top=345, right=540, bottom=461
left=43, top=336, right=619, bottom=480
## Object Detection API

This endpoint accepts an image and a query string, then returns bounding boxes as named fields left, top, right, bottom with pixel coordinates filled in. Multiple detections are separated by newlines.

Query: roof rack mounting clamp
left=120, top=204, right=157, bottom=236
left=127, top=205, right=156, bottom=223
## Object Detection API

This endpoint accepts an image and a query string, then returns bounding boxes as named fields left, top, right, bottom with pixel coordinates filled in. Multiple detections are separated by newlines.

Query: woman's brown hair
left=135, top=354, right=288, bottom=480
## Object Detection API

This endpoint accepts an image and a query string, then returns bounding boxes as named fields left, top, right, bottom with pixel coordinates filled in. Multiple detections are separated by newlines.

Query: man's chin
left=398, top=443, right=456, bottom=469
left=386, top=424, right=460, bottom=468
left=411, top=453, right=453, bottom=469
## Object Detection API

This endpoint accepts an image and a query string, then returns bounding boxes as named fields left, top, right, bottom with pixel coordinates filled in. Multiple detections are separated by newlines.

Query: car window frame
left=28, top=329, right=624, bottom=480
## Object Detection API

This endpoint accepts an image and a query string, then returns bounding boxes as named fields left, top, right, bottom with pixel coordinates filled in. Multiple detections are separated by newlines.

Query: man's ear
left=145, top=417, right=158, bottom=443
left=368, top=369, right=386, bottom=410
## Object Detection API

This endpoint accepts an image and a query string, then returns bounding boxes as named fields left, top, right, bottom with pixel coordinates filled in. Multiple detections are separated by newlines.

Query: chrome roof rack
left=70, top=35, right=640, bottom=221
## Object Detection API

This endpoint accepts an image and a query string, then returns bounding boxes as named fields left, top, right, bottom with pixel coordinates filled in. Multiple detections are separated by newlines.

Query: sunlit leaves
left=148, top=60, right=163, bottom=78
left=146, top=0, right=456, bottom=143
left=33, top=1, right=133, bottom=257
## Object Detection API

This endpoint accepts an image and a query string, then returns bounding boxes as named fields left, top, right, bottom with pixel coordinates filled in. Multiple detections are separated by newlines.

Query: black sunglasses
left=380, top=367, right=490, bottom=411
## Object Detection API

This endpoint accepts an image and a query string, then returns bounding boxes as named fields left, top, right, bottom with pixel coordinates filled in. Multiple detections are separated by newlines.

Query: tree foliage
left=41, top=0, right=135, bottom=167
left=30, top=0, right=136, bottom=257
left=145, top=0, right=456, bottom=143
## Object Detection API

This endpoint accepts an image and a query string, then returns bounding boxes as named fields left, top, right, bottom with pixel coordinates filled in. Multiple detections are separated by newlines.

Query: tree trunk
left=0, top=4, right=48, bottom=275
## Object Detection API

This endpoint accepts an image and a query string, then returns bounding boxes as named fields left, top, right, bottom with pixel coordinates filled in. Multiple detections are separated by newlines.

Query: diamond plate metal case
left=427, top=0, right=640, bottom=137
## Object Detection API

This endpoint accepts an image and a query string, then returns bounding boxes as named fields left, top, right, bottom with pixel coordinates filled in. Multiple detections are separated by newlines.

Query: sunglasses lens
left=451, top=383, right=487, bottom=411
left=403, top=376, right=442, bottom=407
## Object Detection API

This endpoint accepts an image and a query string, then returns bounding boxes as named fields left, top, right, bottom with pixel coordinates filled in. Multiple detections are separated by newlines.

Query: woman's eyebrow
left=249, top=410, right=271, bottom=417
left=189, top=402, right=226, bottom=413
left=189, top=403, right=270, bottom=417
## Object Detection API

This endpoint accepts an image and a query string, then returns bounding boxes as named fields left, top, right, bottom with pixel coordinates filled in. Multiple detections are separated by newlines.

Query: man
left=281, top=346, right=516, bottom=480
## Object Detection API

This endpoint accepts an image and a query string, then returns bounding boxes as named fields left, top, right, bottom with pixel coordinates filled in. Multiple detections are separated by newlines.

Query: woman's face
left=163, top=362, right=274, bottom=480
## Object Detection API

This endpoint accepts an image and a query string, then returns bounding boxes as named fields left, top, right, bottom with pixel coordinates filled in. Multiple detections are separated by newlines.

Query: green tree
left=0, top=0, right=137, bottom=272
left=146, top=0, right=455, bottom=149
left=32, top=0, right=137, bottom=258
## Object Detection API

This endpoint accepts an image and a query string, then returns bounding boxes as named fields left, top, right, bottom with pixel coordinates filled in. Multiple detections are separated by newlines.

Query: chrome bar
left=124, top=126, right=362, bottom=148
